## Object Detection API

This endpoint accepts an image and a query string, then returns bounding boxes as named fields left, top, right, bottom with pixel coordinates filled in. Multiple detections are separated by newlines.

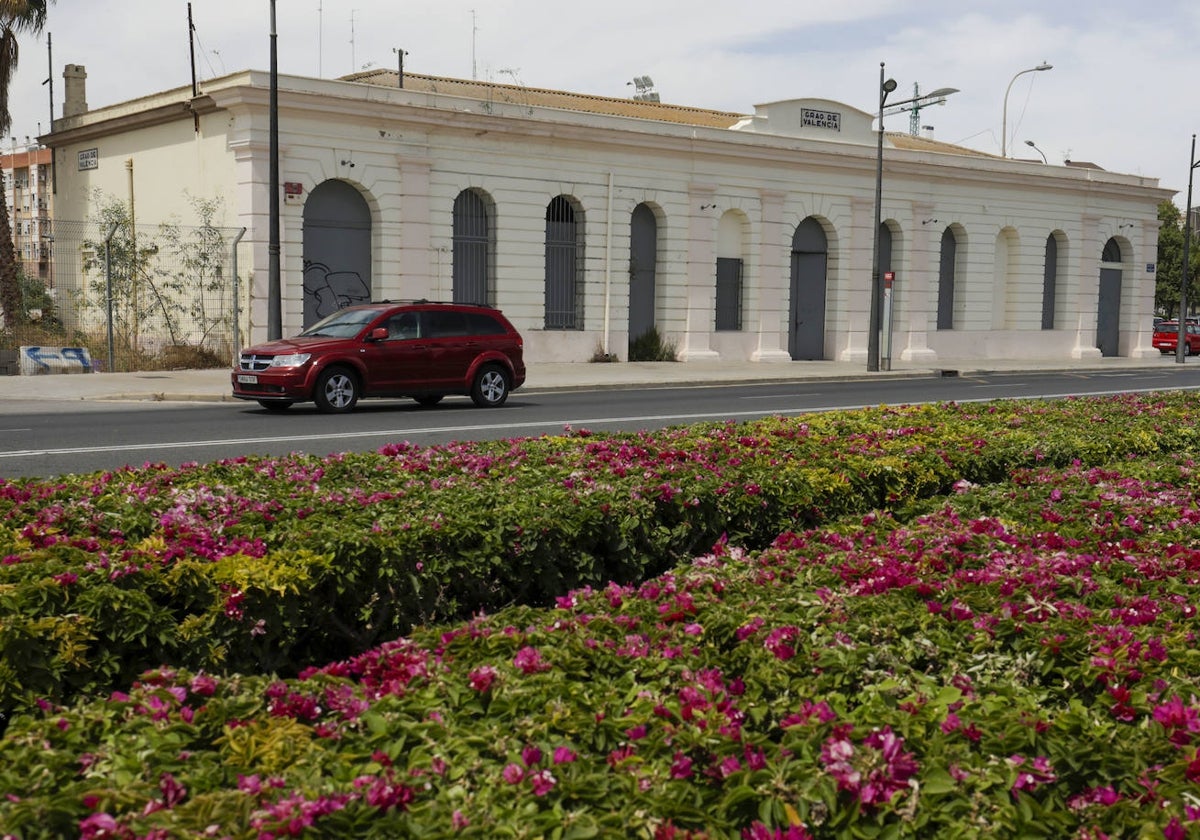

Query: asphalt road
left=0, top=367, right=1196, bottom=479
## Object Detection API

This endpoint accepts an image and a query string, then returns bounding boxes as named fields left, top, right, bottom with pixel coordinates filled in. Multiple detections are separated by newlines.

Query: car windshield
left=297, top=308, right=382, bottom=338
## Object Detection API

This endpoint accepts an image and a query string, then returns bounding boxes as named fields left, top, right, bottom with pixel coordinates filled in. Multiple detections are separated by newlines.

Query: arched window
left=545, top=196, right=583, bottom=329
left=452, top=189, right=492, bottom=304
left=936, top=227, right=957, bottom=330
left=1041, top=233, right=1059, bottom=330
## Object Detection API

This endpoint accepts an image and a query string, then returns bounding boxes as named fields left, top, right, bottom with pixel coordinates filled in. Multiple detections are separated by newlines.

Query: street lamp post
left=867, top=65, right=957, bottom=372
left=1176, top=134, right=1199, bottom=364
left=1001, top=62, right=1052, bottom=158
left=267, top=0, right=282, bottom=340
left=1025, top=139, right=1048, bottom=163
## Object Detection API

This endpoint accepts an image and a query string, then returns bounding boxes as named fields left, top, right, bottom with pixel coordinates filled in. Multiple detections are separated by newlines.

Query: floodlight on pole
left=867, top=66, right=958, bottom=372
left=1002, top=62, right=1052, bottom=158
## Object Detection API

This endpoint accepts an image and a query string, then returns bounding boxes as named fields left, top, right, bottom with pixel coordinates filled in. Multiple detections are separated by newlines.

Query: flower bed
left=4, top=455, right=1200, bottom=837
left=2, top=394, right=1200, bottom=837
left=3, top=395, right=1199, bottom=720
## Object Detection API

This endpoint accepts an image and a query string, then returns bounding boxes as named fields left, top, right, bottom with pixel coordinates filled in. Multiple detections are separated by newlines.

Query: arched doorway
left=628, top=203, right=658, bottom=352
left=789, top=218, right=827, bottom=359
left=302, top=180, right=372, bottom=326
left=1096, top=238, right=1122, bottom=357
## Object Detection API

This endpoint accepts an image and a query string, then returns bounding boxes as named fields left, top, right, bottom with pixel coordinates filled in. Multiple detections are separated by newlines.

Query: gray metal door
left=303, top=180, right=372, bottom=326
left=1096, top=239, right=1122, bottom=357
left=788, top=218, right=827, bottom=360
left=628, top=203, right=657, bottom=346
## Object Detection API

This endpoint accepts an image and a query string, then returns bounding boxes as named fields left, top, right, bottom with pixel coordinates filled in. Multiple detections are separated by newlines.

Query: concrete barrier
left=18, top=346, right=94, bottom=375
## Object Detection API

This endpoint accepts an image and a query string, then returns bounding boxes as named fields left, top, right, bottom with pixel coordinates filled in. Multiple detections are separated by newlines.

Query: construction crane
left=883, top=83, right=955, bottom=136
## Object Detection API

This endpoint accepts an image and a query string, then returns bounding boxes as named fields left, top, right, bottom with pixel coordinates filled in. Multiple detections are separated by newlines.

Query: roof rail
left=370, top=298, right=495, bottom=308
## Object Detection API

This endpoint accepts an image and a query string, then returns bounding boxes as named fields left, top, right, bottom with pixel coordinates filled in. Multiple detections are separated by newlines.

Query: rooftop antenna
left=350, top=9, right=357, bottom=73
left=317, top=0, right=323, bottom=76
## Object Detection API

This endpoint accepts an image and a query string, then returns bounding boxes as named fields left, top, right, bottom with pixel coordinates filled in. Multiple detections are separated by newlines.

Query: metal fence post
left=230, top=227, right=247, bottom=364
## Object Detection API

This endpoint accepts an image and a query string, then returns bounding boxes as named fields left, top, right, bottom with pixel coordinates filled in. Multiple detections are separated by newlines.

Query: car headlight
left=269, top=353, right=312, bottom=368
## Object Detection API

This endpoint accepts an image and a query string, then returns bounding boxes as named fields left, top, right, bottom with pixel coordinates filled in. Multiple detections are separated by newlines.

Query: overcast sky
left=8, top=1, right=1199, bottom=205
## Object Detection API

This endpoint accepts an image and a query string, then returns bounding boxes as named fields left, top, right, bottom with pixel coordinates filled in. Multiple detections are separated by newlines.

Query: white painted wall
left=45, top=71, right=1173, bottom=365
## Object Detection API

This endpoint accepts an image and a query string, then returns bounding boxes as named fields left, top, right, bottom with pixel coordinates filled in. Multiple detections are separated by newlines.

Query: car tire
left=413, top=395, right=444, bottom=407
left=470, top=365, right=510, bottom=408
left=313, top=367, right=359, bottom=413
left=258, top=400, right=294, bottom=411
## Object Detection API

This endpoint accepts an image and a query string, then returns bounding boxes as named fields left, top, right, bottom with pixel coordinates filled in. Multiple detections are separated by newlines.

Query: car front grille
left=239, top=353, right=274, bottom=372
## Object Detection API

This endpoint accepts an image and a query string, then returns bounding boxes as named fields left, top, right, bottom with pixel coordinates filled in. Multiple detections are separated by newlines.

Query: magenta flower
left=1010, top=755, right=1057, bottom=794
left=502, top=763, right=524, bottom=784
left=553, top=746, right=578, bottom=765
left=669, top=752, right=694, bottom=779
left=513, top=646, right=551, bottom=674
left=521, top=745, right=543, bottom=766
left=468, top=665, right=497, bottom=692
left=820, top=726, right=918, bottom=807
left=528, top=769, right=557, bottom=796
left=1152, top=695, right=1200, bottom=745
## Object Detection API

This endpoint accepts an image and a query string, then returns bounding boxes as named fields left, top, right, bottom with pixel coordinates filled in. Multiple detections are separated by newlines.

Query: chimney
left=921, top=125, right=935, bottom=140
left=62, top=64, right=88, bottom=118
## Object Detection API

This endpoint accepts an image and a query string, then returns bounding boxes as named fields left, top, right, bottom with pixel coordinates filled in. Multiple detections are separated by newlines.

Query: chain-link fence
left=7, top=218, right=247, bottom=373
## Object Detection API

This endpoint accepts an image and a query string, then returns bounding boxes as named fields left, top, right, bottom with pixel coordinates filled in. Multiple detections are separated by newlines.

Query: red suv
left=231, top=301, right=525, bottom=412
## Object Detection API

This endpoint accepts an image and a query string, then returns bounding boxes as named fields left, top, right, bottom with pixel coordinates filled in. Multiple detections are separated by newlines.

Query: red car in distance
left=1152, top=320, right=1200, bottom=356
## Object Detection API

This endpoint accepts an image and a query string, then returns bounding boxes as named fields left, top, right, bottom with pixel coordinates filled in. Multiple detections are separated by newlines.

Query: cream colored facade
left=42, top=66, right=1174, bottom=365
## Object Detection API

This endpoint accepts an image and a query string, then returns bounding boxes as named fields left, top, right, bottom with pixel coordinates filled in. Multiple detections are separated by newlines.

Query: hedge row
left=1, top=394, right=1198, bottom=720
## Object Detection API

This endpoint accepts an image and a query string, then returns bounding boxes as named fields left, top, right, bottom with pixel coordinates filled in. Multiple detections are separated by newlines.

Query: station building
left=41, top=64, right=1173, bottom=365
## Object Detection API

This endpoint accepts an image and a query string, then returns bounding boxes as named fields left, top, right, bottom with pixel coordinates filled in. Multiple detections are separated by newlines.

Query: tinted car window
left=427, top=311, right=470, bottom=337
left=467, top=312, right=507, bottom=335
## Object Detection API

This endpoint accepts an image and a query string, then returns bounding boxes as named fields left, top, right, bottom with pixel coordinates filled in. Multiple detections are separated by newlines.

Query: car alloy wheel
left=314, top=367, right=359, bottom=413
left=471, top=365, right=510, bottom=407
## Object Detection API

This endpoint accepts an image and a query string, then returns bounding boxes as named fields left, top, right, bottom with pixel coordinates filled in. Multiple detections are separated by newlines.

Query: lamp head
left=1035, top=62, right=1052, bottom=71
left=926, top=87, right=959, bottom=98
left=882, top=78, right=898, bottom=94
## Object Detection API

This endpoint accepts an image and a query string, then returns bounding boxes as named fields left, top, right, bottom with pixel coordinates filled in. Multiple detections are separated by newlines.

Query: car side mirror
left=368, top=327, right=388, bottom=341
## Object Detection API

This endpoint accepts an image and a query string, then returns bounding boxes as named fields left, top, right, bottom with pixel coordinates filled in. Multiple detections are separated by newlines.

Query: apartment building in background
left=1, top=139, right=54, bottom=286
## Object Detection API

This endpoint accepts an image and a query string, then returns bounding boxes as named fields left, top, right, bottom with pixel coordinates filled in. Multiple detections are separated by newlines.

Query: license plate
left=237, top=374, right=258, bottom=384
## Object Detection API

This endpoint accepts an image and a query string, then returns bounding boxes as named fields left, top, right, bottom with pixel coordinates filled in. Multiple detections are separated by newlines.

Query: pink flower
left=528, top=769, right=557, bottom=796
left=513, top=646, right=551, bottom=674
left=820, top=726, right=918, bottom=807
left=521, top=745, right=543, bottom=767
left=669, top=752, right=694, bottom=779
left=502, top=763, right=524, bottom=784
left=468, top=665, right=498, bottom=692
left=553, top=746, right=578, bottom=765
left=78, top=812, right=120, bottom=839
left=1010, top=755, right=1057, bottom=794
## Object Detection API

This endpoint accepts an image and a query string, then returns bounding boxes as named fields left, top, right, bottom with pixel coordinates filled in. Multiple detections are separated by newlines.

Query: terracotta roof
left=343, top=69, right=748, bottom=129
left=887, top=132, right=997, bottom=159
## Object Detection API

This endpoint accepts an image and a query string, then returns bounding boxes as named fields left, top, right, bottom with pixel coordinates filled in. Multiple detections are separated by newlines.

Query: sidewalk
left=0, top=355, right=1182, bottom=403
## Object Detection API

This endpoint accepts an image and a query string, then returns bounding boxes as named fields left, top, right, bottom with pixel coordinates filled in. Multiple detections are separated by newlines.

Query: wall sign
left=77, top=148, right=98, bottom=170
left=801, top=108, right=841, bottom=131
